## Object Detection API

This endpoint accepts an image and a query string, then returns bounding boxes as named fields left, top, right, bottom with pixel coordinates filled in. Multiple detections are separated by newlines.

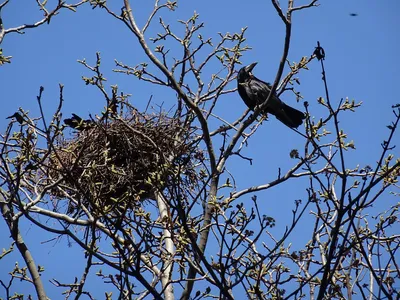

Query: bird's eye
left=249, top=72, right=253, bottom=77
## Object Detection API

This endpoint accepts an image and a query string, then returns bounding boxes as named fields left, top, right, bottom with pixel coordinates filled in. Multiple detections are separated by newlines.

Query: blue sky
left=1, top=0, right=399, bottom=298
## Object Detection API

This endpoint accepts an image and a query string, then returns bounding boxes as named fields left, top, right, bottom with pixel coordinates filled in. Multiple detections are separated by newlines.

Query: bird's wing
left=247, top=78, right=274, bottom=106
left=71, top=113, right=83, bottom=122
left=252, top=77, right=305, bottom=128
left=238, top=84, right=255, bottom=109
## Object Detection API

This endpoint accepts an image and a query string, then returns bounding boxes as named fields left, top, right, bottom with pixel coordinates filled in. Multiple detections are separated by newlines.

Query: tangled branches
left=48, top=110, right=199, bottom=220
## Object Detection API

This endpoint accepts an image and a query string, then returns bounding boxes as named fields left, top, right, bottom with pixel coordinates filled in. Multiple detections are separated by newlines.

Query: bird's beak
left=245, top=62, right=257, bottom=73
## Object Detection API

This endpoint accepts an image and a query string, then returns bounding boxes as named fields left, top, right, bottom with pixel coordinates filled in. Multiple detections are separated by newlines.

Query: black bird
left=237, top=62, right=306, bottom=128
left=64, top=113, right=93, bottom=130
left=7, top=112, right=24, bottom=124
left=313, top=43, right=326, bottom=61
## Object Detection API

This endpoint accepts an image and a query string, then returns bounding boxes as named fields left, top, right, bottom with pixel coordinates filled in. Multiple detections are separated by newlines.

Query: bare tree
left=0, top=0, right=87, bottom=64
left=1, top=1, right=399, bottom=299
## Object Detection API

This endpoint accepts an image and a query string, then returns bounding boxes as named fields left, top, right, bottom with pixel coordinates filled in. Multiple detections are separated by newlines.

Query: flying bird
left=64, top=113, right=94, bottom=130
left=237, top=62, right=306, bottom=128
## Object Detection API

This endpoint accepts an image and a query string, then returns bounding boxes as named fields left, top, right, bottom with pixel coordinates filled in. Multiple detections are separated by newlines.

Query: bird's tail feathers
left=274, top=103, right=306, bottom=129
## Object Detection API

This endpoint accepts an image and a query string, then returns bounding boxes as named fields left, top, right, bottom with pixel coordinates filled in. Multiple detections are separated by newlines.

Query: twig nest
left=47, top=110, right=198, bottom=217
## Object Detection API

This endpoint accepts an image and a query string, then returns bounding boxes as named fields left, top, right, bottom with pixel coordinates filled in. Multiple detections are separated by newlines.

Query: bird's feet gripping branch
left=237, top=62, right=306, bottom=128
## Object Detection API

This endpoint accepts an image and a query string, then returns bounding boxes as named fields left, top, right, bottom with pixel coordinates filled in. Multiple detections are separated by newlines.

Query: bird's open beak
left=245, top=62, right=257, bottom=73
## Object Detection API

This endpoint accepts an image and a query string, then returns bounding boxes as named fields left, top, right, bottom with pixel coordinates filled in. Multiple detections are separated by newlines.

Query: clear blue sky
left=1, top=0, right=399, bottom=298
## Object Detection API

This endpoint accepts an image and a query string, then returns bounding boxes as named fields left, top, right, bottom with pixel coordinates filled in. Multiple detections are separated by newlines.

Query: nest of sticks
left=47, top=108, right=199, bottom=218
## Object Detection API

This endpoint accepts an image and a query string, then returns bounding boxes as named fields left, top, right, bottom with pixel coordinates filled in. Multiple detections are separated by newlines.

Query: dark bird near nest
left=237, top=62, right=306, bottom=128
left=64, top=113, right=94, bottom=130
left=7, top=112, right=24, bottom=124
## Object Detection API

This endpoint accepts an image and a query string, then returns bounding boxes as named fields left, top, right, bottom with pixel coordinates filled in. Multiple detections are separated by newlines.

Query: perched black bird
left=237, top=62, right=306, bottom=128
left=64, top=113, right=93, bottom=130
left=7, top=112, right=24, bottom=124
left=313, top=42, right=326, bottom=61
